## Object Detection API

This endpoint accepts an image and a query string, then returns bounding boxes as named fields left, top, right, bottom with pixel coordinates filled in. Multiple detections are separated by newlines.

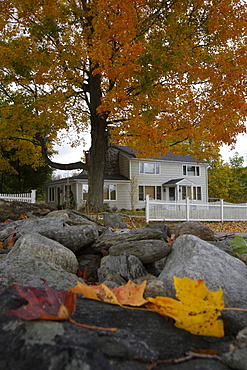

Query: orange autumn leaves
left=70, top=276, right=225, bottom=338
left=71, top=279, right=147, bottom=307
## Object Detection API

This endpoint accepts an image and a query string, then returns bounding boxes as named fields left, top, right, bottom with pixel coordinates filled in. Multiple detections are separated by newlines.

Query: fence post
left=145, top=195, right=150, bottom=223
left=186, top=197, right=190, bottom=221
left=220, top=199, right=224, bottom=222
left=31, top=190, right=36, bottom=203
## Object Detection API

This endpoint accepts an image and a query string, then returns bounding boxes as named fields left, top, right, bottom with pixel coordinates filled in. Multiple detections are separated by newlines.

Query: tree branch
left=35, top=134, right=89, bottom=171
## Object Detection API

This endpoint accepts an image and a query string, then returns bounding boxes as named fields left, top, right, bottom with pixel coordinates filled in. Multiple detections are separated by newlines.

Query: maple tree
left=0, top=1, right=247, bottom=210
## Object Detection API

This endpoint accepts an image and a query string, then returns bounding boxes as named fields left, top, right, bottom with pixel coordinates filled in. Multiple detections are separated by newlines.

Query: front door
left=169, top=187, right=175, bottom=201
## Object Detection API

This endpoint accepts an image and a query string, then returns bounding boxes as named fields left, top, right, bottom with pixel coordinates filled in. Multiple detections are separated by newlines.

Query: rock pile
left=0, top=208, right=247, bottom=369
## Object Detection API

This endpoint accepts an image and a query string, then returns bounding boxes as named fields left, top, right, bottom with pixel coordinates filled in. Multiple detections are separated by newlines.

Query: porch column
left=75, top=182, right=79, bottom=210
left=176, top=184, right=180, bottom=201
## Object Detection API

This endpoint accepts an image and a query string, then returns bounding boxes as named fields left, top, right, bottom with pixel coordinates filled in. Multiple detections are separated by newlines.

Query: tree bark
left=87, top=70, right=109, bottom=212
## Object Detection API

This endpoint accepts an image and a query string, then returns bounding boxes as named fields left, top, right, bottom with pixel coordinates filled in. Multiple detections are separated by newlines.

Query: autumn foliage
left=0, top=0, right=247, bottom=208
left=7, top=276, right=245, bottom=338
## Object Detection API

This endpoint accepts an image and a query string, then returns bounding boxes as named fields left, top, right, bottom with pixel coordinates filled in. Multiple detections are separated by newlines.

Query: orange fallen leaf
left=76, top=268, right=87, bottom=280
left=70, top=280, right=147, bottom=307
left=145, top=276, right=225, bottom=337
left=3, top=231, right=16, bottom=250
left=167, top=233, right=176, bottom=245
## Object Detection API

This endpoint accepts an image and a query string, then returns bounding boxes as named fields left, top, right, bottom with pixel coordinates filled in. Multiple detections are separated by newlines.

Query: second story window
left=183, top=165, right=200, bottom=176
left=139, top=162, right=160, bottom=174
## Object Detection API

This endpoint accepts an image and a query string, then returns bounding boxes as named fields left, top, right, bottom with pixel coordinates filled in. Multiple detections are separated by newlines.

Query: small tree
left=129, top=176, right=139, bottom=211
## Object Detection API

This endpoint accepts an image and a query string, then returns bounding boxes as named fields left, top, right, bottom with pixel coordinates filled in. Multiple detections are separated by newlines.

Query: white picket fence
left=145, top=195, right=247, bottom=223
left=0, top=189, right=36, bottom=204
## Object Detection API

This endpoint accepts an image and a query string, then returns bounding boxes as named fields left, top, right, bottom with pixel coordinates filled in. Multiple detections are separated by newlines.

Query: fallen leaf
left=230, top=235, right=247, bottom=254
left=5, top=279, right=117, bottom=332
left=76, top=268, right=87, bottom=279
left=167, top=233, right=176, bottom=245
left=3, top=231, right=16, bottom=250
left=20, top=214, right=28, bottom=220
left=70, top=280, right=147, bottom=306
left=145, top=276, right=225, bottom=337
left=5, top=278, right=76, bottom=321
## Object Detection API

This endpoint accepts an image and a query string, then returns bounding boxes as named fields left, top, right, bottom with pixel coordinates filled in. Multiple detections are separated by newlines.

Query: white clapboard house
left=44, top=145, right=208, bottom=210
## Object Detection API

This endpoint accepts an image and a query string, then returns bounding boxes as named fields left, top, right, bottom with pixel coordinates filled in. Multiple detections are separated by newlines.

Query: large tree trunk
left=87, top=70, right=109, bottom=212
left=87, top=117, right=108, bottom=211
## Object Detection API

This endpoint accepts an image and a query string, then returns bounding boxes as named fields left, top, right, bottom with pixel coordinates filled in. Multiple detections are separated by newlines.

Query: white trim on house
left=44, top=146, right=208, bottom=211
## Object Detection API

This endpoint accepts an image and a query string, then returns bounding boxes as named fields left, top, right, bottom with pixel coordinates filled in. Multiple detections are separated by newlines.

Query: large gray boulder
left=8, top=233, right=79, bottom=274
left=14, top=217, right=99, bottom=252
left=103, top=212, right=127, bottom=229
left=168, top=221, right=216, bottom=241
left=92, top=228, right=164, bottom=250
left=0, top=254, right=83, bottom=293
left=159, top=235, right=247, bottom=335
left=99, top=253, right=148, bottom=282
left=108, top=239, right=171, bottom=264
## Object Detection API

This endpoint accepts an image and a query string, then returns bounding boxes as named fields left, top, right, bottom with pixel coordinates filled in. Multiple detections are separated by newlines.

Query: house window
left=193, top=186, right=202, bottom=200
left=139, top=162, right=160, bottom=174
left=48, top=187, right=55, bottom=202
left=181, top=186, right=187, bottom=200
left=104, top=185, right=116, bottom=200
left=180, top=186, right=193, bottom=200
left=183, top=165, right=200, bottom=176
left=139, top=185, right=162, bottom=200
left=82, top=184, right=88, bottom=200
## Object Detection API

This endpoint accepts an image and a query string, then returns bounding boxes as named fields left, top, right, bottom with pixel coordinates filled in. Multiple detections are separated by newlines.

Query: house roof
left=117, top=145, right=203, bottom=163
left=162, top=178, right=185, bottom=185
left=71, top=172, right=130, bottom=181
left=46, top=172, right=130, bottom=184
left=162, top=178, right=195, bottom=186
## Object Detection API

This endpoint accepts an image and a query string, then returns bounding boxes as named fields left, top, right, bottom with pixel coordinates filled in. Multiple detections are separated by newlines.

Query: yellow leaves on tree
left=146, top=277, right=225, bottom=338
left=70, top=276, right=226, bottom=338
left=70, top=280, right=147, bottom=307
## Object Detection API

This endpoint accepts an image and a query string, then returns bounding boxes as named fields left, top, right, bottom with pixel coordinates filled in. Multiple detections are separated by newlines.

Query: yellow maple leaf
left=70, top=280, right=147, bottom=307
left=145, top=276, right=225, bottom=337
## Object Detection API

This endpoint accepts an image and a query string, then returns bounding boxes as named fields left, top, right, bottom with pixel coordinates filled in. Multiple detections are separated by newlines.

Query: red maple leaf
left=5, top=278, right=76, bottom=321
left=5, top=279, right=117, bottom=332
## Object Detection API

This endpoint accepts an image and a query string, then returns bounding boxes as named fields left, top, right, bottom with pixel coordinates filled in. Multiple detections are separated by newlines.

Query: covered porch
left=162, top=178, right=201, bottom=202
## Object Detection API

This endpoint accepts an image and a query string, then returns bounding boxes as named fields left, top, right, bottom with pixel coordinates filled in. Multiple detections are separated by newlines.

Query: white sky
left=52, top=130, right=247, bottom=177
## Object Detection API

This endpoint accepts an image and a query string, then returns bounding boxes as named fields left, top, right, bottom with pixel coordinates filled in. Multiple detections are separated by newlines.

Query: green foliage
left=208, top=153, right=247, bottom=203
left=230, top=235, right=247, bottom=255
left=0, top=160, right=53, bottom=201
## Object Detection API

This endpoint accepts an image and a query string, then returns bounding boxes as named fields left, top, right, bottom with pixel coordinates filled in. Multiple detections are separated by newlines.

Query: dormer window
left=183, top=165, right=200, bottom=176
left=139, top=162, right=160, bottom=174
